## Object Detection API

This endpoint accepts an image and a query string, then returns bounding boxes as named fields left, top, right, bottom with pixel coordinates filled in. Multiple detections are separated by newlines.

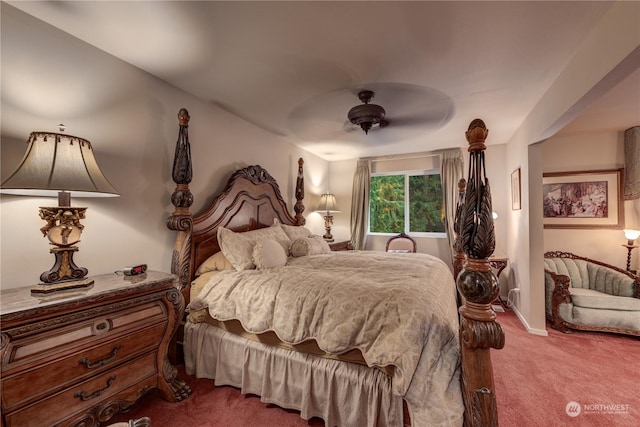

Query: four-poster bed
left=167, top=109, right=504, bottom=426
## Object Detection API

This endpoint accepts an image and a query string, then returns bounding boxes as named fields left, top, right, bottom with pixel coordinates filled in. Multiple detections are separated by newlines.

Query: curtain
left=440, top=149, right=464, bottom=265
left=624, top=126, right=639, bottom=200
left=350, top=159, right=371, bottom=250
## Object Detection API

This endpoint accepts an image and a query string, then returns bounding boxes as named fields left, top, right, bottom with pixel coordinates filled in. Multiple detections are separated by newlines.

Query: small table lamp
left=622, top=228, right=640, bottom=272
left=0, top=129, right=119, bottom=294
left=316, top=193, right=340, bottom=242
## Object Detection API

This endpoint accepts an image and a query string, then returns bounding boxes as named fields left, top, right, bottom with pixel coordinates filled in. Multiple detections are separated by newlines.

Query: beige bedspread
left=188, top=251, right=463, bottom=426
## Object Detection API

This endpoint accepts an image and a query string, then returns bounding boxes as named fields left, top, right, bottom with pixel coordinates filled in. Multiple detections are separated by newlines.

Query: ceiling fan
left=347, top=90, right=388, bottom=134
left=287, top=83, right=455, bottom=143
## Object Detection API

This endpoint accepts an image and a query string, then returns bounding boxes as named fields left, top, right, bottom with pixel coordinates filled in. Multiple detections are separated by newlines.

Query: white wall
left=0, top=6, right=328, bottom=289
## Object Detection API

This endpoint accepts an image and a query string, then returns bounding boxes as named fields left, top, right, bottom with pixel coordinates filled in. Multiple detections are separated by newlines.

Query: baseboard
left=510, top=305, right=548, bottom=336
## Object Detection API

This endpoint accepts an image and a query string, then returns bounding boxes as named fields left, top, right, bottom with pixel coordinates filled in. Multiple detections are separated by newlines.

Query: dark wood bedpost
left=167, top=108, right=194, bottom=294
left=453, top=177, right=467, bottom=281
left=294, top=157, right=306, bottom=226
left=457, top=119, right=505, bottom=427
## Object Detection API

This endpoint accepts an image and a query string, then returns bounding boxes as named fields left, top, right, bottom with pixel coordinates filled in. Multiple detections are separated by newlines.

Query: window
left=369, top=170, right=445, bottom=235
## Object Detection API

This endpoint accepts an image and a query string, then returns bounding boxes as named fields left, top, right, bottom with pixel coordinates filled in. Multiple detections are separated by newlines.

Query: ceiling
left=6, top=1, right=640, bottom=161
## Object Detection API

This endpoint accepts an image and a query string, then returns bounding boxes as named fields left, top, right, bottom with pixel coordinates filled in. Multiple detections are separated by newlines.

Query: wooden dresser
left=0, top=271, right=191, bottom=427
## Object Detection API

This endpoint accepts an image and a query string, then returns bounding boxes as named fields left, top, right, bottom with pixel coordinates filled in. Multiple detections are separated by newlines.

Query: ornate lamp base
left=323, top=214, right=334, bottom=242
left=32, top=246, right=94, bottom=295
left=32, top=206, right=94, bottom=295
left=31, top=277, right=94, bottom=295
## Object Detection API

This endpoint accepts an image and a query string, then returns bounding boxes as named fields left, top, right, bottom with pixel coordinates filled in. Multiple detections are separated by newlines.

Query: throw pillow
left=290, top=235, right=332, bottom=257
left=218, top=225, right=291, bottom=271
left=195, top=251, right=235, bottom=276
left=252, top=239, right=288, bottom=269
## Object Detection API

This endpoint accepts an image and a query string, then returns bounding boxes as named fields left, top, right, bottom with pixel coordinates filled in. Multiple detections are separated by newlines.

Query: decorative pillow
left=290, top=235, right=332, bottom=257
left=252, top=239, right=288, bottom=269
left=309, top=234, right=332, bottom=254
left=195, top=251, right=235, bottom=276
left=218, top=225, right=291, bottom=271
left=273, top=218, right=313, bottom=242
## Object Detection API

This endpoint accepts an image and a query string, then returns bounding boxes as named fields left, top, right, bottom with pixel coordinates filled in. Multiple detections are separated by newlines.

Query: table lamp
left=0, top=128, right=119, bottom=294
left=622, top=228, right=640, bottom=272
left=315, top=193, right=340, bottom=242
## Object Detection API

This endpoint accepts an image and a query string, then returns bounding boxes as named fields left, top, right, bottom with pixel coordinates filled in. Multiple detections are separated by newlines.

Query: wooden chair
left=385, top=233, right=417, bottom=253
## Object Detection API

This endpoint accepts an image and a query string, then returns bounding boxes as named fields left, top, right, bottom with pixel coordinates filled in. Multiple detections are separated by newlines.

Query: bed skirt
left=184, top=321, right=403, bottom=427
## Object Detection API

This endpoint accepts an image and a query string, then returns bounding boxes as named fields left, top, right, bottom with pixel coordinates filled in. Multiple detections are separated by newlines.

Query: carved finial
left=170, top=108, right=194, bottom=212
left=178, top=108, right=190, bottom=127
left=466, top=119, right=489, bottom=152
left=458, top=177, right=467, bottom=193
left=294, top=158, right=306, bottom=225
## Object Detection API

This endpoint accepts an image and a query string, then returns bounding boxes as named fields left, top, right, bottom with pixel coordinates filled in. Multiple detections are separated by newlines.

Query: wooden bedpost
left=167, top=108, right=194, bottom=293
left=457, top=119, right=505, bottom=427
left=453, top=177, right=467, bottom=281
left=294, top=157, right=306, bottom=225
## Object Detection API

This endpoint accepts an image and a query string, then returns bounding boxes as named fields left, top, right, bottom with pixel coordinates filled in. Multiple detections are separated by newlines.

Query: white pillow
left=218, top=225, right=291, bottom=271
left=290, top=235, right=332, bottom=257
left=252, top=239, right=288, bottom=269
left=273, top=218, right=313, bottom=241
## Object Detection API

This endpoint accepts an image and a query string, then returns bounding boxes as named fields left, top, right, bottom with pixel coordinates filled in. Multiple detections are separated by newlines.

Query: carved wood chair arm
left=544, top=269, right=571, bottom=304
left=544, top=269, right=572, bottom=332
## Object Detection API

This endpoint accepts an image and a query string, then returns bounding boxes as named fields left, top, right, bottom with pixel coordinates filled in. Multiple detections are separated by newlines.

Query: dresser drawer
left=1, top=322, right=166, bottom=410
left=3, top=300, right=166, bottom=372
left=3, top=352, right=158, bottom=427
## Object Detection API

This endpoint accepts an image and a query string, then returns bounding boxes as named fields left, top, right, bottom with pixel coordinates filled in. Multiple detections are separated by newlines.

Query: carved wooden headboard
left=166, top=109, right=305, bottom=296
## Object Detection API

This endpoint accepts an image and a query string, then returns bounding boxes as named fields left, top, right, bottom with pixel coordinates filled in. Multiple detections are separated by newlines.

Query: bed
left=167, top=109, right=504, bottom=426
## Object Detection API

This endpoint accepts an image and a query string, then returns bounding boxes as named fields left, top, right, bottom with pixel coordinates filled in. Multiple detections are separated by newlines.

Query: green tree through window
left=370, top=172, right=445, bottom=234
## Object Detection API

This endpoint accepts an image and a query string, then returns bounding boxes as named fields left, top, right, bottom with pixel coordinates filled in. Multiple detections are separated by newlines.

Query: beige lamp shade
left=0, top=131, right=119, bottom=198
left=316, top=193, right=340, bottom=213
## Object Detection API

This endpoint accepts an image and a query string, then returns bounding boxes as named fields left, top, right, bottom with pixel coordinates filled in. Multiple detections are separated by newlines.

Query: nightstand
left=1, top=271, right=191, bottom=427
left=489, top=256, right=509, bottom=309
left=329, top=240, right=353, bottom=251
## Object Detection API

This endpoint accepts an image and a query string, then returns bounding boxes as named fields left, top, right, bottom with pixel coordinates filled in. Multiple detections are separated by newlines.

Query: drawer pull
left=73, top=375, right=116, bottom=401
left=78, top=345, right=121, bottom=369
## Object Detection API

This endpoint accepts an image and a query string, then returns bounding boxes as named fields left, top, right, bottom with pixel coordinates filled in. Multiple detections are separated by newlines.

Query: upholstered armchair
left=386, top=233, right=417, bottom=253
left=544, top=251, right=640, bottom=336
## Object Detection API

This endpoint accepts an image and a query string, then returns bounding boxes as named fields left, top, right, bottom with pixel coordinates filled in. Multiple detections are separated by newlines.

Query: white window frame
left=368, top=168, right=447, bottom=239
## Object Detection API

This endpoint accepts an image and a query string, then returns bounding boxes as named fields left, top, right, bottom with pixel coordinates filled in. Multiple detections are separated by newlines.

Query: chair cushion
left=570, top=288, right=640, bottom=311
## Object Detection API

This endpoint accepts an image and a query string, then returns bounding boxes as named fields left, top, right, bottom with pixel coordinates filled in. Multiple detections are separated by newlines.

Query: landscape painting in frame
left=542, top=169, right=624, bottom=229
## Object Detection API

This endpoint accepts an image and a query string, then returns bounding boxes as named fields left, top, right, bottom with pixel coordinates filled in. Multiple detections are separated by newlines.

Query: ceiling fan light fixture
left=348, top=90, right=386, bottom=135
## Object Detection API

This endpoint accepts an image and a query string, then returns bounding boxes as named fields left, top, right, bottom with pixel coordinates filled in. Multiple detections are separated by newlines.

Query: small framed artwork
left=542, top=168, right=624, bottom=229
left=511, top=168, right=521, bottom=210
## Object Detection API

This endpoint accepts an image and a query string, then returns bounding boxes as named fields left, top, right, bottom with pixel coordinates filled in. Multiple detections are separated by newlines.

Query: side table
left=1, top=271, right=191, bottom=427
left=489, top=256, right=509, bottom=309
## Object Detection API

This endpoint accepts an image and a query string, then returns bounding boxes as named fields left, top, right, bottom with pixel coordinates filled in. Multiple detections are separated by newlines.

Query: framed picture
left=511, top=168, right=521, bottom=210
left=542, top=169, right=624, bottom=229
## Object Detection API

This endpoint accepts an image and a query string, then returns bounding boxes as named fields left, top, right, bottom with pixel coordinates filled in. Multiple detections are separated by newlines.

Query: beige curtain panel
left=440, top=149, right=464, bottom=265
left=350, top=159, right=371, bottom=250
left=624, top=126, right=639, bottom=200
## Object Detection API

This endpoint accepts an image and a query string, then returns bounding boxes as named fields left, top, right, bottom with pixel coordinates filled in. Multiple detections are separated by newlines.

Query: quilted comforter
left=188, top=251, right=463, bottom=426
